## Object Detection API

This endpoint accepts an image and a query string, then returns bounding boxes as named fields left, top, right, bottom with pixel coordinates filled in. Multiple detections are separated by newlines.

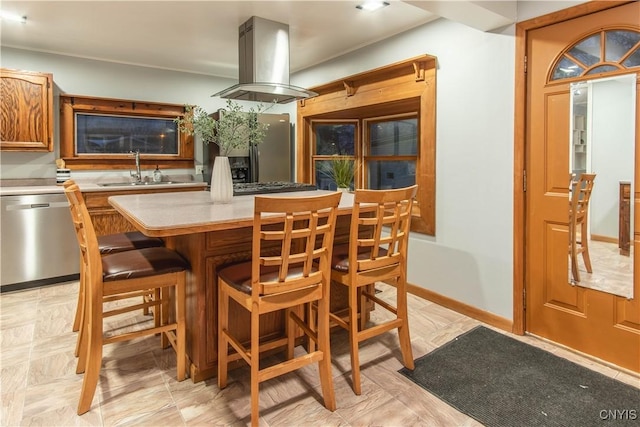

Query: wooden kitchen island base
left=109, top=190, right=357, bottom=383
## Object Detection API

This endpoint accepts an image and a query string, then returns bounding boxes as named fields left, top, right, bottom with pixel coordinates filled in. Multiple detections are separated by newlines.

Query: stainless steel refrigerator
left=204, top=112, right=293, bottom=184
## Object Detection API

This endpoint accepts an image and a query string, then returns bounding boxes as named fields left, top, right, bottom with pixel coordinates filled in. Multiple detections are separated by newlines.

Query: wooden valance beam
left=306, top=54, right=437, bottom=97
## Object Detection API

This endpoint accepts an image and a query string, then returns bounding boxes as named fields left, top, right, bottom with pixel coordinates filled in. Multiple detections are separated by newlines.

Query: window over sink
left=60, top=95, right=194, bottom=170
left=75, top=114, right=179, bottom=155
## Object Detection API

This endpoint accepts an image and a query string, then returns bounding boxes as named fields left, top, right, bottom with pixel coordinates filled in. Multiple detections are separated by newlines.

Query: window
left=60, top=95, right=193, bottom=170
left=364, top=115, right=417, bottom=189
left=550, top=29, right=640, bottom=81
left=75, top=114, right=179, bottom=155
left=297, top=55, right=436, bottom=235
left=312, top=115, right=418, bottom=191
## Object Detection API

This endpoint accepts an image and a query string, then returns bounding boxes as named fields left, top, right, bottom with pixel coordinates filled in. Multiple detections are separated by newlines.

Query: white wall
left=516, top=1, right=585, bottom=21
left=0, top=48, right=295, bottom=179
left=295, top=18, right=516, bottom=320
left=2, top=17, right=516, bottom=320
left=590, top=75, right=636, bottom=238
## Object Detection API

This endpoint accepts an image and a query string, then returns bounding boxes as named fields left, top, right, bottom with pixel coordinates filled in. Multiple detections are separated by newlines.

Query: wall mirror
left=569, top=73, right=636, bottom=298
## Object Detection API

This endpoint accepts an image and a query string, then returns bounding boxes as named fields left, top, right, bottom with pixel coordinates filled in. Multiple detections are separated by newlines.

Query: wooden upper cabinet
left=0, top=68, right=54, bottom=152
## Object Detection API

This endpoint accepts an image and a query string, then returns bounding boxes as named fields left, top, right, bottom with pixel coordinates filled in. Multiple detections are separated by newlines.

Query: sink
left=98, top=181, right=186, bottom=187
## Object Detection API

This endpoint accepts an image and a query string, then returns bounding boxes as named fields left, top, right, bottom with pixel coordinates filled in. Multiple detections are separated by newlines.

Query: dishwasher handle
left=5, top=201, right=70, bottom=211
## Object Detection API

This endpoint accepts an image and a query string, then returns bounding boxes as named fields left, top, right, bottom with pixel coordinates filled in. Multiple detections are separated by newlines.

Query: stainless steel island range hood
left=213, top=16, right=317, bottom=104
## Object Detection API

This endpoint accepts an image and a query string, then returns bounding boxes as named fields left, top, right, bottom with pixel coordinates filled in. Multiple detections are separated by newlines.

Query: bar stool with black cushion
left=329, top=185, right=417, bottom=395
left=217, top=192, right=342, bottom=427
left=64, top=183, right=188, bottom=415
left=63, top=180, right=164, bottom=336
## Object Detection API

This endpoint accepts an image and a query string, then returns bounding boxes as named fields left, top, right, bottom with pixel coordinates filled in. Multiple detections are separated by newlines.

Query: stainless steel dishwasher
left=1, top=193, right=79, bottom=291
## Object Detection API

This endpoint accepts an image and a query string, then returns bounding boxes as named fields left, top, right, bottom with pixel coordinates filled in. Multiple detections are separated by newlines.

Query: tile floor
left=1, top=280, right=638, bottom=426
left=571, top=239, right=634, bottom=299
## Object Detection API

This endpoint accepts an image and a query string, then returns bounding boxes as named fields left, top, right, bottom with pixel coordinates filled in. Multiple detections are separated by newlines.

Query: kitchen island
left=109, top=189, right=355, bottom=382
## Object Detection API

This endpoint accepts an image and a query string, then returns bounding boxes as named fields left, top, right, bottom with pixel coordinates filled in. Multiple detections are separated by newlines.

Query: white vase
left=210, top=156, right=233, bottom=204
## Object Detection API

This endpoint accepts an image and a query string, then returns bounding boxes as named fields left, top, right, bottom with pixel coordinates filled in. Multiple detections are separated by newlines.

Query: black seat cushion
left=218, top=261, right=319, bottom=295
left=331, top=243, right=388, bottom=272
left=101, top=247, right=189, bottom=282
left=98, top=231, right=164, bottom=255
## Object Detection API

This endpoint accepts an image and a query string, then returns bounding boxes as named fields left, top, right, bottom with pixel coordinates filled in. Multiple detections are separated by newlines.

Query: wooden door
left=525, top=2, right=640, bottom=372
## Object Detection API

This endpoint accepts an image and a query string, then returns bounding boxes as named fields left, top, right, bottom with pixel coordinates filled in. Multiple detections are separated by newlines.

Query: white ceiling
left=0, top=1, right=563, bottom=79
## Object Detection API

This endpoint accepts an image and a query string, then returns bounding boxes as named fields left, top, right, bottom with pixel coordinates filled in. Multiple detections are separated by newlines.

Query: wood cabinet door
left=1, top=68, right=53, bottom=151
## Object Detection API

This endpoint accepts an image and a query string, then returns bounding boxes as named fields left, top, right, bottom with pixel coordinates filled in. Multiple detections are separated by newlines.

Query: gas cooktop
left=232, top=182, right=318, bottom=196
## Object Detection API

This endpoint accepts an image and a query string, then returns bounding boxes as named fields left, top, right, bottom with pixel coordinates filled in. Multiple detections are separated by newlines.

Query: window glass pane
left=367, top=160, right=416, bottom=190
left=369, top=119, right=417, bottom=155
left=569, top=34, right=601, bottom=67
left=552, top=56, right=584, bottom=80
left=622, top=47, right=640, bottom=68
left=586, top=65, right=619, bottom=75
left=605, top=30, right=640, bottom=62
left=76, top=114, right=178, bottom=154
left=314, top=124, right=355, bottom=155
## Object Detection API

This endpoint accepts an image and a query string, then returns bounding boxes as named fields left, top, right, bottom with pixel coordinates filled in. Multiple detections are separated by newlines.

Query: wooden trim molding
left=59, top=94, right=194, bottom=171
left=296, top=55, right=437, bottom=235
left=408, top=283, right=513, bottom=333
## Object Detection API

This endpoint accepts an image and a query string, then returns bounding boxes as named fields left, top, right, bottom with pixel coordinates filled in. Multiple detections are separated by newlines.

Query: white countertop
left=0, top=179, right=207, bottom=196
left=109, top=190, right=353, bottom=237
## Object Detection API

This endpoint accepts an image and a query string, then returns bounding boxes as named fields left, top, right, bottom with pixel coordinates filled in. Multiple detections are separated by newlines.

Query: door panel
left=545, top=221, right=585, bottom=313
left=526, top=2, right=640, bottom=372
left=545, top=92, right=570, bottom=192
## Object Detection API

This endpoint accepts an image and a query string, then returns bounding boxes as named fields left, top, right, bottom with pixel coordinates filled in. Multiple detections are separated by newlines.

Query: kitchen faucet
left=130, top=150, right=142, bottom=182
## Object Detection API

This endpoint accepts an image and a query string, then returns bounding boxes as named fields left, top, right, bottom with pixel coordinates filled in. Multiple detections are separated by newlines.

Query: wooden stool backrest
left=64, top=183, right=102, bottom=288
left=350, top=185, right=418, bottom=274
left=252, top=192, right=342, bottom=299
left=570, top=173, right=596, bottom=221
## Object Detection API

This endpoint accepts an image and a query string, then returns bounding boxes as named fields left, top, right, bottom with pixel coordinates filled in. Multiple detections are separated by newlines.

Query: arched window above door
left=550, top=29, right=640, bottom=81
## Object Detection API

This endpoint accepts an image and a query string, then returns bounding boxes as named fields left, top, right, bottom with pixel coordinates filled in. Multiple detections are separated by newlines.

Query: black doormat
left=399, top=326, right=640, bottom=427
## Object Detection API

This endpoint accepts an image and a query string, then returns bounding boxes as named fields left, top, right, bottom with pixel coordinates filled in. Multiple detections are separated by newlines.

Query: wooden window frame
left=60, top=94, right=194, bottom=170
left=296, top=55, right=437, bottom=235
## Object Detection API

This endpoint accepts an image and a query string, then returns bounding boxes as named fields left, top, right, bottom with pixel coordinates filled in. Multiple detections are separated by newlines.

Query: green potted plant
left=175, top=100, right=269, bottom=203
left=320, top=157, right=357, bottom=191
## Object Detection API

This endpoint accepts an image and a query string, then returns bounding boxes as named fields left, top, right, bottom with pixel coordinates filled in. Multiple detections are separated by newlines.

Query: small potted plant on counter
left=320, top=156, right=357, bottom=191
left=175, top=99, right=269, bottom=203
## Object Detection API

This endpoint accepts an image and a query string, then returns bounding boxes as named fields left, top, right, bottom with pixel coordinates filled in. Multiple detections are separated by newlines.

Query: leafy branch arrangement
left=175, top=99, right=270, bottom=156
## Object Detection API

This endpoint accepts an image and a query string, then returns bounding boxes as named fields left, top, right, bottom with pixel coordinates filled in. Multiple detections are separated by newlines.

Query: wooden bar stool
left=569, top=173, right=596, bottom=282
left=63, top=180, right=165, bottom=356
left=64, top=183, right=188, bottom=415
left=217, top=192, right=341, bottom=426
left=329, top=185, right=417, bottom=395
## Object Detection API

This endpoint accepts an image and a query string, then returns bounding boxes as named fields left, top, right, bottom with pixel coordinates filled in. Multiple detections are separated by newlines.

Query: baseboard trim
left=590, top=234, right=618, bottom=244
left=408, top=283, right=514, bottom=333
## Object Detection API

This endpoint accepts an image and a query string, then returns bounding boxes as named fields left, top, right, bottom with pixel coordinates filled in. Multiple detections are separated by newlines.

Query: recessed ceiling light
left=356, top=1, right=390, bottom=12
left=0, top=11, right=27, bottom=24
